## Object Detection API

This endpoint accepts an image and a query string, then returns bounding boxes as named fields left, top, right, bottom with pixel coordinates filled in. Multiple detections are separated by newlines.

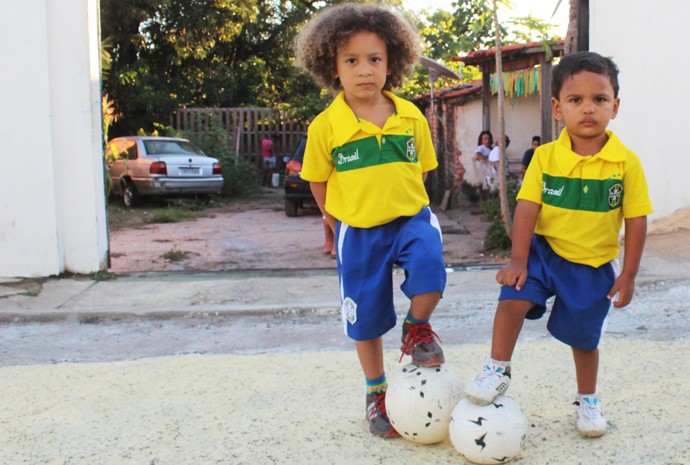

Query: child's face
left=481, top=134, right=491, bottom=147
left=552, top=71, right=620, bottom=144
left=335, top=31, right=390, bottom=102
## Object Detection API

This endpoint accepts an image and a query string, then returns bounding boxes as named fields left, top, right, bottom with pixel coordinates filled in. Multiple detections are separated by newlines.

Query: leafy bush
left=484, top=219, right=512, bottom=250
left=481, top=180, right=521, bottom=250
left=481, top=195, right=502, bottom=221
left=179, top=115, right=260, bottom=198
left=218, top=153, right=261, bottom=198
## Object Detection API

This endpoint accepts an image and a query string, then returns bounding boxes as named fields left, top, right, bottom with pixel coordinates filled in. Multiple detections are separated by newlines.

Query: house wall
left=454, top=94, right=542, bottom=187
left=0, top=0, right=107, bottom=278
left=591, top=0, right=689, bottom=219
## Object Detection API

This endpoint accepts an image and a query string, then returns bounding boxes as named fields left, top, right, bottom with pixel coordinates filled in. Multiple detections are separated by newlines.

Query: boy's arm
left=496, top=200, right=541, bottom=291
left=608, top=215, right=647, bottom=308
left=310, top=181, right=336, bottom=231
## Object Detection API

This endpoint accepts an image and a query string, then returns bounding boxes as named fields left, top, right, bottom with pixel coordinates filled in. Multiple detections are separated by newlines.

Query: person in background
left=295, top=2, right=447, bottom=438
left=261, top=133, right=278, bottom=186
left=520, top=135, right=541, bottom=176
left=473, top=130, right=493, bottom=160
left=488, top=134, right=510, bottom=164
left=487, top=134, right=510, bottom=190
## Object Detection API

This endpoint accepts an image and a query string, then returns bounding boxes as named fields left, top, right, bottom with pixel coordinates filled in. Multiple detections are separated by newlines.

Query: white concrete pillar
left=0, top=0, right=107, bottom=277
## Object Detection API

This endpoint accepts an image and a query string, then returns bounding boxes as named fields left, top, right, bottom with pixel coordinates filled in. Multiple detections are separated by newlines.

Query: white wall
left=0, top=0, right=107, bottom=278
left=591, top=0, right=689, bottom=219
left=455, top=94, right=542, bottom=186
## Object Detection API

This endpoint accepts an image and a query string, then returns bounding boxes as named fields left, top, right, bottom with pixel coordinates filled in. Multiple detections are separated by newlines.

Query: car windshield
left=144, top=140, right=206, bottom=156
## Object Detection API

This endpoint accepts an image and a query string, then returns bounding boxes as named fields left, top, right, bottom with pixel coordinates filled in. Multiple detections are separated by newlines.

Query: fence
left=171, top=108, right=308, bottom=167
left=171, top=105, right=446, bottom=206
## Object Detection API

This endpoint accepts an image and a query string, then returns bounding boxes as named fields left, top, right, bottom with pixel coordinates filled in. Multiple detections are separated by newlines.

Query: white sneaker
left=573, top=394, right=607, bottom=437
left=464, top=358, right=511, bottom=405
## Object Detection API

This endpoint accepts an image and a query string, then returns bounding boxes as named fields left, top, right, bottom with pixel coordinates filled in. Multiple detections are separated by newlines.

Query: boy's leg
left=571, top=347, right=607, bottom=437
left=466, top=235, right=555, bottom=405
left=491, top=299, right=534, bottom=360
left=401, top=291, right=444, bottom=366
left=336, top=222, right=398, bottom=438
left=408, top=290, right=441, bottom=322
left=355, top=338, right=385, bottom=380
left=356, top=338, right=398, bottom=438
left=465, top=299, right=533, bottom=405
left=396, top=207, right=446, bottom=367
left=572, top=347, right=599, bottom=394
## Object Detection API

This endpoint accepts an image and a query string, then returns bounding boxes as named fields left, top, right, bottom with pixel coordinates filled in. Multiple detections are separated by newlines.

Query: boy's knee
left=497, top=299, right=538, bottom=318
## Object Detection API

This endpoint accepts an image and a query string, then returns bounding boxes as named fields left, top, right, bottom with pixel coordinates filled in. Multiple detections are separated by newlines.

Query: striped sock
left=366, top=373, right=388, bottom=394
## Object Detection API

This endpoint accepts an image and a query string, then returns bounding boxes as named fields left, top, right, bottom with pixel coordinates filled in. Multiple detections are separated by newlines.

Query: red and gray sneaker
left=365, top=391, right=399, bottom=438
left=400, top=322, right=445, bottom=367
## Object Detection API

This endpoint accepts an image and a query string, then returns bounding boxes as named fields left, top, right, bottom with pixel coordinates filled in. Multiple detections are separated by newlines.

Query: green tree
left=400, top=0, right=558, bottom=100
left=419, top=0, right=496, bottom=59
left=101, top=0, right=333, bottom=135
left=101, top=0, right=559, bottom=137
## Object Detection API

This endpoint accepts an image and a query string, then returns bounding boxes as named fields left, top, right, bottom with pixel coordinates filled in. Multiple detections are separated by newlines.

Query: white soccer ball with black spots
left=449, top=395, right=528, bottom=464
left=386, top=363, right=464, bottom=444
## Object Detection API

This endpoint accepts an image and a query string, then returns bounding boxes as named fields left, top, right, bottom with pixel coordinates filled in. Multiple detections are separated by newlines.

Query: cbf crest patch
left=343, top=297, right=358, bottom=324
left=608, top=182, right=623, bottom=208
left=406, top=139, right=416, bottom=161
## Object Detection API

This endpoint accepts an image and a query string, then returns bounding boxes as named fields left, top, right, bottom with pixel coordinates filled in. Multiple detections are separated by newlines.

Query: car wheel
left=285, top=198, right=298, bottom=217
left=122, top=181, right=140, bottom=207
left=196, top=194, right=212, bottom=204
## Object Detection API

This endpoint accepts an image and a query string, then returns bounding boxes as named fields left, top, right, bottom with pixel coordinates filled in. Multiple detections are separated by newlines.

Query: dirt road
left=108, top=188, right=505, bottom=273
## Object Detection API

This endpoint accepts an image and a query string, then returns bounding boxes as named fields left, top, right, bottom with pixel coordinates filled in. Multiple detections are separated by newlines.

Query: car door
left=108, top=139, right=140, bottom=187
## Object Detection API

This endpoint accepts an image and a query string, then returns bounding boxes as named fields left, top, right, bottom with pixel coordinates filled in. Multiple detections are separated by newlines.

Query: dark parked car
left=283, top=135, right=316, bottom=217
left=107, top=136, right=224, bottom=206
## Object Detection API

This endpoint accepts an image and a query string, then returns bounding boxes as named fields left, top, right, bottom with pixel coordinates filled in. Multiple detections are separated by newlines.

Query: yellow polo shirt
left=300, top=91, right=437, bottom=228
left=519, top=129, right=653, bottom=267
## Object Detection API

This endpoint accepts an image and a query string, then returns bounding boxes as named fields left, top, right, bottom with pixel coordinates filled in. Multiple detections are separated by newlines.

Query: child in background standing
left=294, top=3, right=446, bottom=438
left=473, top=130, right=493, bottom=160
left=464, top=51, right=653, bottom=437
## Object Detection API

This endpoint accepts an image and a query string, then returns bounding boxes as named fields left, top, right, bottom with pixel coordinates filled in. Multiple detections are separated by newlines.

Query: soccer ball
left=386, top=363, right=464, bottom=444
left=449, top=396, right=528, bottom=464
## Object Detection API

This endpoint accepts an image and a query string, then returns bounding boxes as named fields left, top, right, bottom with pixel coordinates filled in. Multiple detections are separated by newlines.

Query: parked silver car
left=107, top=136, right=224, bottom=206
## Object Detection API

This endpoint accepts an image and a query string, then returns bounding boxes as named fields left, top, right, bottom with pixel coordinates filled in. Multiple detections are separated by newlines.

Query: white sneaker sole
left=577, top=423, right=607, bottom=437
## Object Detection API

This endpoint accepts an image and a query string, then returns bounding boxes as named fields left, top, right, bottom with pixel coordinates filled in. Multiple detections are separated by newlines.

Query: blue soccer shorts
left=335, top=207, right=447, bottom=341
left=498, top=234, right=616, bottom=350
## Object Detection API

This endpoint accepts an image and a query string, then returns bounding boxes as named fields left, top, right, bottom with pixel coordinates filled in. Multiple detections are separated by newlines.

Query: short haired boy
left=520, top=135, right=541, bottom=175
left=464, top=51, right=653, bottom=437
left=294, top=3, right=446, bottom=438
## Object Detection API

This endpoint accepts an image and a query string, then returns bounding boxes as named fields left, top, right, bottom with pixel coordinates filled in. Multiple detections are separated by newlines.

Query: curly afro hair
left=294, top=3, right=420, bottom=92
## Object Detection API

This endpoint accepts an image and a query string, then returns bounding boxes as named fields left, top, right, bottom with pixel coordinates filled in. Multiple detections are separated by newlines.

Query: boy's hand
left=496, top=262, right=528, bottom=291
left=607, top=274, right=635, bottom=308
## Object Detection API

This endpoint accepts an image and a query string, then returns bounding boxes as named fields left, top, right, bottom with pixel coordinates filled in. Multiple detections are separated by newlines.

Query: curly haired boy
left=295, top=3, right=446, bottom=438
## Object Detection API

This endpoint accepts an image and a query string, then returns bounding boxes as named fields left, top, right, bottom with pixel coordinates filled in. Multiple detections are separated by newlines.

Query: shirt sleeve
left=622, top=155, right=654, bottom=218
left=300, top=117, right=333, bottom=183
left=414, top=116, right=438, bottom=173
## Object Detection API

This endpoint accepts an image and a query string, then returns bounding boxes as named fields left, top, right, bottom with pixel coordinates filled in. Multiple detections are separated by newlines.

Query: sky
left=403, top=0, right=569, bottom=38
